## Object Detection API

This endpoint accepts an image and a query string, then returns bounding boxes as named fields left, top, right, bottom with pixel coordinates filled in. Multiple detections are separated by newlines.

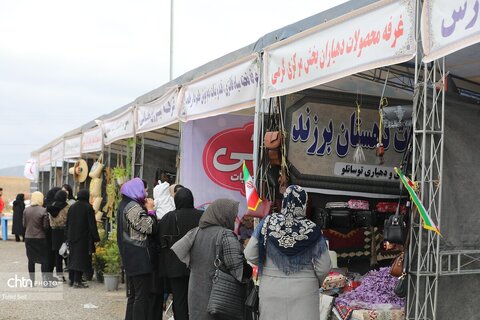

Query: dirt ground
left=0, top=239, right=127, bottom=320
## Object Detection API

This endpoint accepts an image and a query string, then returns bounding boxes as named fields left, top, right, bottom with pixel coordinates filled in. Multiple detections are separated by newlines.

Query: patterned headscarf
left=254, top=185, right=325, bottom=274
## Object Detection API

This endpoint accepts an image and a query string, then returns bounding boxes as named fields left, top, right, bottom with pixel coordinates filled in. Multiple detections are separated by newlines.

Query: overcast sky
left=0, top=0, right=348, bottom=170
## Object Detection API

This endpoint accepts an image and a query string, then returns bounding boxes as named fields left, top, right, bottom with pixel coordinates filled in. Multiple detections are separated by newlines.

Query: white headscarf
left=153, top=181, right=175, bottom=220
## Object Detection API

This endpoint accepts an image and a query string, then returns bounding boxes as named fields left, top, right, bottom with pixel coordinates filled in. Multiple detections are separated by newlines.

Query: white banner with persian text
left=38, top=150, right=51, bottom=168
left=64, top=135, right=82, bottom=158
left=51, top=141, right=64, bottom=161
left=263, top=0, right=416, bottom=98
left=136, top=87, right=178, bottom=134
left=81, top=127, right=103, bottom=153
left=178, top=55, right=259, bottom=122
left=422, top=0, right=480, bottom=62
left=103, top=108, right=135, bottom=145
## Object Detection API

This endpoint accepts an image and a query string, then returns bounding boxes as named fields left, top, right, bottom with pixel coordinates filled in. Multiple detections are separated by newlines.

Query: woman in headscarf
left=23, top=192, right=51, bottom=287
left=46, top=189, right=70, bottom=282
left=172, top=198, right=252, bottom=320
left=12, top=193, right=26, bottom=242
left=62, top=184, right=76, bottom=206
left=66, top=189, right=99, bottom=288
left=158, top=188, right=202, bottom=320
left=44, top=187, right=61, bottom=280
left=116, top=178, right=156, bottom=320
left=153, top=180, right=175, bottom=220
left=244, top=185, right=331, bottom=320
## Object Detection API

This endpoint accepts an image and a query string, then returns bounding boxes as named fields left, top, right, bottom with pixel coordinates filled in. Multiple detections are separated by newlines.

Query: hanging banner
left=287, top=100, right=410, bottom=192
left=422, top=0, right=480, bottom=62
left=103, top=107, right=135, bottom=145
left=263, top=0, right=416, bottom=98
left=38, top=150, right=51, bottom=168
left=64, top=135, right=82, bottom=159
left=136, top=87, right=178, bottom=134
left=51, top=140, right=64, bottom=161
left=82, top=127, right=103, bottom=153
left=178, top=55, right=259, bottom=122
left=24, top=159, right=38, bottom=181
left=180, top=115, right=254, bottom=217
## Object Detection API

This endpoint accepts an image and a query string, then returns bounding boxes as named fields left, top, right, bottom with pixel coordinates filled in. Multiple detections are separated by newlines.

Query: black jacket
left=157, top=188, right=202, bottom=278
left=66, top=190, right=100, bottom=272
left=117, top=195, right=156, bottom=276
left=12, top=194, right=25, bottom=236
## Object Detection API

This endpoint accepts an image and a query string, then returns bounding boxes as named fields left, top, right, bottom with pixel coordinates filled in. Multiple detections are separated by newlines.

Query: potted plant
left=103, top=241, right=121, bottom=291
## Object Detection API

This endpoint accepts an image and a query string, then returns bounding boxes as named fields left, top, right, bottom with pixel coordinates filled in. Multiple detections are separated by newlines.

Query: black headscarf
left=47, top=190, right=68, bottom=217
left=76, top=189, right=89, bottom=202
left=13, top=193, right=25, bottom=206
left=174, top=188, right=194, bottom=209
left=44, top=187, right=61, bottom=208
left=198, top=199, right=239, bottom=230
left=62, top=184, right=74, bottom=200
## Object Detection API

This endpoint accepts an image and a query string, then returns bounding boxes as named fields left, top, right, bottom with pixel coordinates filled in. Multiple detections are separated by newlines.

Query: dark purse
left=245, top=279, right=259, bottom=313
left=383, top=204, right=406, bottom=244
left=206, top=230, right=244, bottom=320
left=394, top=273, right=407, bottom=298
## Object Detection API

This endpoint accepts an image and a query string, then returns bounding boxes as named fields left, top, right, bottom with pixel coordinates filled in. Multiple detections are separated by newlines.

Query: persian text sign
left=81, top=127, right=103, bottom=153
left=288, top=102, right=409, bottom=181
left=103, top=108, right=135, bottom=145
left=202, top=122, right=254, bottom=196
left=178, top=56, right=259, bottom=121
left=64, top=135, right=82, bottom=158
left=422, top=0, right=480, bottom=62
left=263, top=0, right=415, bottom=98
left=180, top=115, right=254, bottom=217
left=137, top=88, right=178, bottom=134
left=51, top=141, right=64, bottom=161
left=38, top=150, right=51, bottom=168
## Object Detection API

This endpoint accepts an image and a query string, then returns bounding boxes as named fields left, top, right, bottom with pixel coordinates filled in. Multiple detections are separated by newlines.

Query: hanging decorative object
left=376, top=69, right=390, bottom=165
left=353, top=101, right=366, bottom=163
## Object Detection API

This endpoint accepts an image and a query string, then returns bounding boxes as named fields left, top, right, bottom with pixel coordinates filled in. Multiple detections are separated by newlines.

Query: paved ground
left=0, top=239, right=127, bottom=320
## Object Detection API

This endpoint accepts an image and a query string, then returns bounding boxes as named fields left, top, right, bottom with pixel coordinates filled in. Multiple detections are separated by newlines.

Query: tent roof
left=33, top=0, right=480, bottom=156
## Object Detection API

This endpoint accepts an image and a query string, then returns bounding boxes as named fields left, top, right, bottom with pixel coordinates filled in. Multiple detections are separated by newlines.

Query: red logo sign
left=202, top=122, right=254, bottom=196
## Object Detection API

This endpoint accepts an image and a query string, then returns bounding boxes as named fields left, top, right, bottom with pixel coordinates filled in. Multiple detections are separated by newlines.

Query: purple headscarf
left=120, top=178, right=146, bottom=204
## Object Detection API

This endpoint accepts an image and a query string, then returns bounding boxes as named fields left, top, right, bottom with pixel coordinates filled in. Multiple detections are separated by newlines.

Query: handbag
left=89, top=153, right=104, bottom=179
left=245, top=279, right=259, bottom=313
left=394, top=273, right=407, bottom=298
left=354, top=210, right=376, bottom=228
left=89, top=177, right=103, bottom=198
left=390, top=251, right=405, bottom=277
left=59, top=241, right=70, bottom=258
left=383, top=203, right=406, bottom=244
left=206, top=230, right=244, bottom=320
left=264, top=131, right=282, bottom=166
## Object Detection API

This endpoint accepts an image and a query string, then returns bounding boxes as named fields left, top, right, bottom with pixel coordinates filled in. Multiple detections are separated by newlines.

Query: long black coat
left=12, top=195, right=25, bottom=236
left=66, top=193, right=100, bottom=272
left=157, top=188, right=202, bottom=278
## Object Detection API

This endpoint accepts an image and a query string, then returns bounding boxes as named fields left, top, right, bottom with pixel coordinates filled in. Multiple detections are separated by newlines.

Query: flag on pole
left=394, top=167, right=441, bottom=235
left=242, top=162, right=262, bottom=211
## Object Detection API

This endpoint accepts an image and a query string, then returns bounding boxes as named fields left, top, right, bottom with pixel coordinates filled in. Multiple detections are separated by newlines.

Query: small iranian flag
left=394, top=167, right=441, bottom=235
left=242, top=162, right=262, bottom=211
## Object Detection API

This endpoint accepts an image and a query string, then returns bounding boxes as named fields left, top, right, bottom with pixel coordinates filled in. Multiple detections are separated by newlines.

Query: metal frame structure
left=408, top=55, right=445, bottom=320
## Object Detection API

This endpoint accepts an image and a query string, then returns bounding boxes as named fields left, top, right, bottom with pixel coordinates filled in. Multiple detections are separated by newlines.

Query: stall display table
left=1, top=216, right=13, bottom=241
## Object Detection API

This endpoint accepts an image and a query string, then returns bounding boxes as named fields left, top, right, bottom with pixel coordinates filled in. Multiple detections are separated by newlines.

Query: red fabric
left=323, top=229, right=366, bottom=251
left=0, top=197, right=4, bottom=213
left=375, top=202, right=406, bottom=214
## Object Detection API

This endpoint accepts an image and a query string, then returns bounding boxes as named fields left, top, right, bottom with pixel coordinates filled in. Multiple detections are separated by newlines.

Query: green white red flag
left=242, top=162, right=261, bottom=211
left=394, top=167, right=441, bottom=235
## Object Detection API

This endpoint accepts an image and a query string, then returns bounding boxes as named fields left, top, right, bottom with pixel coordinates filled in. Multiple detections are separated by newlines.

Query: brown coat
left=23, top=205, right=50, bottom=239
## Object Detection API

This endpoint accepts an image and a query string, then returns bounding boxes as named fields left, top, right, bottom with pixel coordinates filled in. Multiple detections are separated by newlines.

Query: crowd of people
left=116, top=179, right=331, bottom=320
left=6, top=178, right=331, bottom=320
